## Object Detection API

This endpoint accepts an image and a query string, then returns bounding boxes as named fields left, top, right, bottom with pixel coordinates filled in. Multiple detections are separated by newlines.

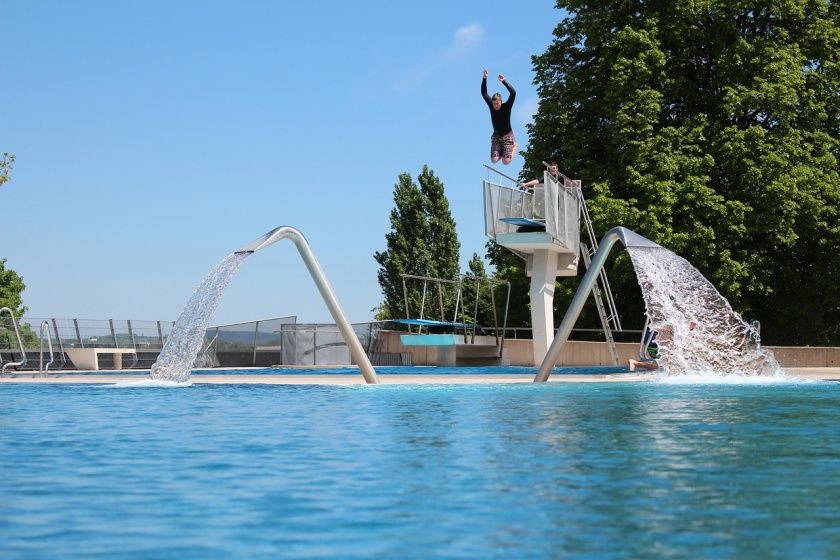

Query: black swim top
left=481, top=77, right=516, bottom=135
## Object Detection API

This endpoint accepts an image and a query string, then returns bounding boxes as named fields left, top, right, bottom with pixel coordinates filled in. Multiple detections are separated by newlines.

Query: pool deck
left=1, top=367, right=839, bottom=384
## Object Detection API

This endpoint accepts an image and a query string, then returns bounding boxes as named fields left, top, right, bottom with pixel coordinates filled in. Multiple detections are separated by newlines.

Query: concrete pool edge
left=2, top=367, right=839, bottom=384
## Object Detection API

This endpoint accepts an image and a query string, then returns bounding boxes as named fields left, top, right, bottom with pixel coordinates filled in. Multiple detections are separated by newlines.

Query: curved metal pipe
left=236, top=226, right=379, bottom=385
left=39, top=320, right=55, bottom=377
left=534, top=227, right=660, bottom=382
left=0, top=306, right=27, bottom=376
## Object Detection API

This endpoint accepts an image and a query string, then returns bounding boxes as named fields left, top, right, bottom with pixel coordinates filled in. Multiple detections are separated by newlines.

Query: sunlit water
left=627, top=246, right=781, bottom=376
left=150, top=252, right=249, bottom=383
left=2, top=382, right=840, bottom=559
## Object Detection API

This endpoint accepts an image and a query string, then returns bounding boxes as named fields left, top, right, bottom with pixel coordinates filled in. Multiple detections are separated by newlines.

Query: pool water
left=2, top=381, right=840, bottom=558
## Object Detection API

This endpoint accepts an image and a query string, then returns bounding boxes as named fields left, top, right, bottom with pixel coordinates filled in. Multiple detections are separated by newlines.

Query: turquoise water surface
left=2, top=380, right=840, bottom=558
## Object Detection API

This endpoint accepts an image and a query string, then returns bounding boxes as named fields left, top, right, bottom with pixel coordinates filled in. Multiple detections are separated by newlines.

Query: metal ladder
left=575, top=187, right=622, bottom=365
left=39, top=321, right=55, bottom=376
left=1, top=307, right=28, bottom=376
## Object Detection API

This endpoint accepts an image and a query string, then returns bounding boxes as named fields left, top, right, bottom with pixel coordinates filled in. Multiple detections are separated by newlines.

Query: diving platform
left=484, top=166, right=584, bottom=364
left=483, top=167, right=580, bottom=267
left=482, top=164, right=622, bottom=367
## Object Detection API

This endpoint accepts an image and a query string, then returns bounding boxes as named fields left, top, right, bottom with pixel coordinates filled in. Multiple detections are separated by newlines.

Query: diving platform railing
left=235, top=226, right=379, bottom=385
left=0, top=307, right=27, bottom=376
left=483, top=165, right=580, bottom=258
left=535, top=227, right=659, bottom=382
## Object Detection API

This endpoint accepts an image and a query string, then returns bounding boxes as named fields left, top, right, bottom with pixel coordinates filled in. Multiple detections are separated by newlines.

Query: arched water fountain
left=150, top=226, right=378, bottom=384
left=535, top=227, right=780, bottom=382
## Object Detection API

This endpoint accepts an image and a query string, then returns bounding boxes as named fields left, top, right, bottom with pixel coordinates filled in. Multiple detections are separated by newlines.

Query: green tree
left=418, top=166, right=460, bottom=282
left=522, top=0, right=840, bottom=345
left=0, top=153, right=14, bottom=189
left=0, top=259, right=28, bottom=349
left=1, top=154, right=27, bottom=347
left=485, top=240, right=531, bottom=328
left=462, top=253, right=494, bottom=328
left=374, top=166, right=460, bottom=320
left=0, top=259, right=27, bottom=316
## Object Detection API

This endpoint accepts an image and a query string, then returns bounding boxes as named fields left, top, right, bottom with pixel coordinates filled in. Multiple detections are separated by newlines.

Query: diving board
left=500, top=217, right=545, bottom=228
left=391, top=318, right=478, bottom=329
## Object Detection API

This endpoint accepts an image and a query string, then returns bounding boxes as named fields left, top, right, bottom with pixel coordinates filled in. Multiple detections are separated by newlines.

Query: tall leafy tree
left=374, top=166, right=460, bottom=320
left=0, top=259, right=28, bottom=349
left=0, top=259, right=26, bottom=315
left=418, top=166, right=460, bottom=282
left=1, top=157, right=31, bottom=347
left=521, top=0, right=840, bottom=345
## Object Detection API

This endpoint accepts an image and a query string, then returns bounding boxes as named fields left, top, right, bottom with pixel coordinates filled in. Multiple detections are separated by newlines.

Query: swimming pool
left=2, top=381, right=840, bottom=558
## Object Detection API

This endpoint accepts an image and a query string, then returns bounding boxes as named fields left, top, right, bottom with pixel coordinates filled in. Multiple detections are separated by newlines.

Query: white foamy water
left=104, top=379, right=194, bottom=388
left=150, top=252, right=249, bottom=383
left=626, top=246, right=782, bottom=377
left=656, top=372, right=811, bottom=385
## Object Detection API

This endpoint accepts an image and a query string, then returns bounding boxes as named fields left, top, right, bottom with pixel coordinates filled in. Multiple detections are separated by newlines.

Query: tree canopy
left=0, top=259, right=27, bottom=317
left=374, top=166, right=460, bottom=320
left=0, top=153, right=14, bottom=189
left=519, top=0, right=840, bottom=345
left=0, top=155, right=26, bottom=327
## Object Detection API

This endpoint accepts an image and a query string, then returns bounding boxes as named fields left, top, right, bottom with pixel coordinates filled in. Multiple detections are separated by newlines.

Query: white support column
left=529, top=249, right=558, bottom=366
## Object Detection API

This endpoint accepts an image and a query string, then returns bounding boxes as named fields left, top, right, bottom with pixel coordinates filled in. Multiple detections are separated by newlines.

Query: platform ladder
left=574, top=183, right=622, bottom=365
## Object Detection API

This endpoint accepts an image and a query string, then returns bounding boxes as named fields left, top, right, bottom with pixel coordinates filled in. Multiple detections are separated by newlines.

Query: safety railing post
left=52, top=318, right=66, bottom=366
left=312, top=325, right=317, bottom=366
left=109, top=319, right=117, bottom=348
left=252, top=321, right=260, bottom=366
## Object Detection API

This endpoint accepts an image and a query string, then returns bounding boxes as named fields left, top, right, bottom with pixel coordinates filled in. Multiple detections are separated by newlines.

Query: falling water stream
left=150, top=252, right=250, bottom=382
left=626, top=246, right=781, bottom=376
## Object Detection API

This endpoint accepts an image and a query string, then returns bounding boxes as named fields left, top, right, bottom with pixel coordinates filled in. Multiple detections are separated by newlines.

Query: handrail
left=39, top=321, right=55, bottom=376
left=484, top=164, right=524, bottom=187
left=1, top=307, right=27, bottom=376
left=236, top=226, right=379, bottom=385
left=535, top=227, right=660, bottom=381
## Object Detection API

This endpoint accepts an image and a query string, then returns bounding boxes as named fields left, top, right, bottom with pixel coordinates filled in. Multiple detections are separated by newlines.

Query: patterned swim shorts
left=490, top=131, right=516, bottom=160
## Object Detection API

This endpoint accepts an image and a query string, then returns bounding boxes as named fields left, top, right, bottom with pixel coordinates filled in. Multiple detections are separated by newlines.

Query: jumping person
left=481, top=69, right=517, bottom=165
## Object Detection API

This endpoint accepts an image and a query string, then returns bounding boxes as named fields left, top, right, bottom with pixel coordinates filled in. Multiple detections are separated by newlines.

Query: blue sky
left=2, top=1, right=560, bottom=324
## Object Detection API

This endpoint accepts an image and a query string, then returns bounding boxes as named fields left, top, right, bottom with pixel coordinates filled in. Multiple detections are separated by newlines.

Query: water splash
left=150, top=252, right=249, bottom=382
left=626, top=246, right=781, bottom=377
left=104, top=379, right=193, bottom=388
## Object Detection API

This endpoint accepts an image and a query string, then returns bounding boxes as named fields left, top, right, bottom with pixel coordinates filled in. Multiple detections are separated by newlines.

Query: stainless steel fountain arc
left=236, top=226, right=379, bottom=385
left=534, top=227, right=660, bottom=382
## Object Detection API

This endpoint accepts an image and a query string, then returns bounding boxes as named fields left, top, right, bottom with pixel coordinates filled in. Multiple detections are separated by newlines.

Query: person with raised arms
left=481, top=69, right=517, bottom=165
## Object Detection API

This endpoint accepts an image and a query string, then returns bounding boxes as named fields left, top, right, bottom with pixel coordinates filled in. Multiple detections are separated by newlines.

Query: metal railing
left=39, top=321, right=55, bottom=376
left=0, top=317, right=177, bottom=370
left=483, top=165, right=581, bottom=255
left=0, top=307, right=27, bottom=375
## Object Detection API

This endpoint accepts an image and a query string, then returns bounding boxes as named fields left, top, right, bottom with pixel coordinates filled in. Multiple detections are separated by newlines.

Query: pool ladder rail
left=1, top=306, right=28, bottom=376
left=39, top=321, right=55, bottom=376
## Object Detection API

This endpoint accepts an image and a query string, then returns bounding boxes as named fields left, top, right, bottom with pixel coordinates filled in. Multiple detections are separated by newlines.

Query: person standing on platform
left=521, top=161, right=562, bottom=190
